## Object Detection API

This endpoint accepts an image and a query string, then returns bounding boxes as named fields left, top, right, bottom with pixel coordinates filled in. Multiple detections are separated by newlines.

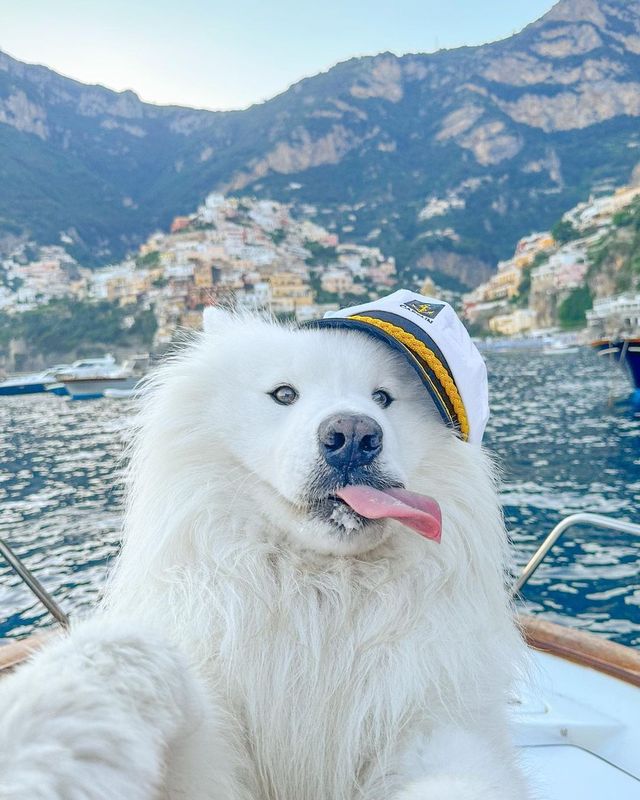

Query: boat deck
left=512, top=617, right=639, bottom=799
left=0, top=618, right=638, bottom=798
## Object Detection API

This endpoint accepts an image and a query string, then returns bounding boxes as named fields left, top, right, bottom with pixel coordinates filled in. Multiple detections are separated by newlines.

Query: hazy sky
left=2, top=1, right=556, bottom=111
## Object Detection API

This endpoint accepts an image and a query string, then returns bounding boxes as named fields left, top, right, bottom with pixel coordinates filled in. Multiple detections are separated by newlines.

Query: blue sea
left=0, top=349, right=639, bottom=646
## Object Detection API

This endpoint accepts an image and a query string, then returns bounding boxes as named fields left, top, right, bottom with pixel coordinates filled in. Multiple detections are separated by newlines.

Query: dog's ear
left=203, top=305, right=233, bottom=335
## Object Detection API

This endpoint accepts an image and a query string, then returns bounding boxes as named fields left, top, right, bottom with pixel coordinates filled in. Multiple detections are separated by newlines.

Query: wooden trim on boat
left=520, top=615, right=640, bottom=687
left=0, top=634, right=48, bottom=675
left=591, top=337, right=640, bottom=346
left=1, top=618, right=639, bottom=686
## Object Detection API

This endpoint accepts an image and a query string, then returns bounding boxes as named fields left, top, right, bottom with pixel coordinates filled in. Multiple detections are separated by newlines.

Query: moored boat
left=0, top=373, right=50, bottom=396
left=55, top=355, right=147, bottom=400
left=542, top=340, right=580, bottom=356
left=587, top=294, right=640, bottom=401
left=0, top=365, right=71, bottom=397
left=102, top=387, right=139, bottom=399
left=592, top=337, right=640, bottom=401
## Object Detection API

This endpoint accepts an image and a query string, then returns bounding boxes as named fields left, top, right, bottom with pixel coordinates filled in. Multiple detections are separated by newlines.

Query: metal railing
left=512, top=512, right=640, bottom=597
left=0, top=537, right=69, bottom=628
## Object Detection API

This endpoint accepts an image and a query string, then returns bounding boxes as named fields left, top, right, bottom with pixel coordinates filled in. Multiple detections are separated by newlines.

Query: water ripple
left=0, top=349, right=639, bottom=646
left=485, top=349, right=640, bottom=647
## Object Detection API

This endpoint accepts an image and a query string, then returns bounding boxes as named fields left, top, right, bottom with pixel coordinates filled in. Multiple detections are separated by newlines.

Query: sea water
left=0, top=350, right=638, bottom=646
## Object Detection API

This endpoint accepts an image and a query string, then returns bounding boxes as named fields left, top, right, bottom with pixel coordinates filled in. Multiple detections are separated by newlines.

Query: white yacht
left=54, top=355, right=147, bottom=399
left=542, top=340, right=580, bottom=356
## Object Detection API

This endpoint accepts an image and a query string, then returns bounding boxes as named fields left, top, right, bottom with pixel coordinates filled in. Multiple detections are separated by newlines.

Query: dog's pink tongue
left=336, top=486, right=441, bottom=542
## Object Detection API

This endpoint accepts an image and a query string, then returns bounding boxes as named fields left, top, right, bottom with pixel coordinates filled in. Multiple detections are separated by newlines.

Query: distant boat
left=542, top=340, right=580, bottom=356
left=55, top=355, right=148, bottom=400
left=592, top=338, right=640, bottom=401
left=0, top=365, right=70, bottom=397
left=587, top=294, right=640, bottom=401
left=102, top=387, right=138, bottom=399
left=0, top=373, right=49, bottom=396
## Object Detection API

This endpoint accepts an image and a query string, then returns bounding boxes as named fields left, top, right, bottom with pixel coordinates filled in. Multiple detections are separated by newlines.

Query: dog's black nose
left=318, top=414, right=383, bottom=470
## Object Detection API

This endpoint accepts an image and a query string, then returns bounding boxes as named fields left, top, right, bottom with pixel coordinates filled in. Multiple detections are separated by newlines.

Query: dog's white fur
left=0, top=311, right=529, bottom=799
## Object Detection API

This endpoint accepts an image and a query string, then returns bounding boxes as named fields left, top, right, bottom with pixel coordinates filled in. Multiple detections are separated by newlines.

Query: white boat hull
left=62, top=376, right=138, bottom=399
left=103, top=387, right=138, bottom=399
left=542, top=346, right=580, bottom=355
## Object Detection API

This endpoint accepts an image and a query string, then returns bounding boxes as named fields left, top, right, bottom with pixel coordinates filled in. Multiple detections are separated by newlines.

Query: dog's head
left=193, top=308, right=454, bottom=554
left=122, top=309, right=501, bottom=567
left=129, top=309, right=479, bottom=557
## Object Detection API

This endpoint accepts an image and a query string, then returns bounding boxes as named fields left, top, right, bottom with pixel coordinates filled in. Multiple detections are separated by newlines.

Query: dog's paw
left=0, top=619, right=207, bottom=800
left=395, top=775, right=505, bottom=800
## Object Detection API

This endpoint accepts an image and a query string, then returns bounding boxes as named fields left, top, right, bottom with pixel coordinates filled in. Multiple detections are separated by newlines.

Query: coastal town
left=463, top=182, right=640, bottom=337
left=1, top=179, right=639, bottom=364
left=0, top=194, right=397, bottom=351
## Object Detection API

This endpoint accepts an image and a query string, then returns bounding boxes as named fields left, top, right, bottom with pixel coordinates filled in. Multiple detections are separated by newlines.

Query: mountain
left=2, top=0, right=640, bottom=288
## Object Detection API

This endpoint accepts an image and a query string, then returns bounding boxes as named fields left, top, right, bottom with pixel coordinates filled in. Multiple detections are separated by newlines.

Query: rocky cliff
left=1, top=0, right=640, bottom=288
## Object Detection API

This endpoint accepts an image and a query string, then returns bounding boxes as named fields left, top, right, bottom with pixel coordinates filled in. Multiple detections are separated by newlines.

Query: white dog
left=0, top=307, right=529, bottom=800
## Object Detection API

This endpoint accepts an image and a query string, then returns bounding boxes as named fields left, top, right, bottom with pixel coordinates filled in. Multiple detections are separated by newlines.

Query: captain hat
left=313, top=289, right=489, bottom=444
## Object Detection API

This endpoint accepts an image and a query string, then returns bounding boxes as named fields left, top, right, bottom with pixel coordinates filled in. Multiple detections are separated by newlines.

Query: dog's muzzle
left=318, top=414, right=383, bottom=471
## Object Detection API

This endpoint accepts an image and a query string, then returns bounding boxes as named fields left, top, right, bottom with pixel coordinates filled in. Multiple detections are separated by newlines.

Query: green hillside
left=1, top=0, right=640, bottom=288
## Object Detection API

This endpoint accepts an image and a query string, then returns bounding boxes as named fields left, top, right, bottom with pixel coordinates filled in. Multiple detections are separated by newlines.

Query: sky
left=1, top=0, right=556, bottom=111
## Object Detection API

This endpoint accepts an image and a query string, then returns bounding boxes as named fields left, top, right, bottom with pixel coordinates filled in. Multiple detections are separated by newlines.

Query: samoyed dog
left=0, top=308, right=529, bottom=800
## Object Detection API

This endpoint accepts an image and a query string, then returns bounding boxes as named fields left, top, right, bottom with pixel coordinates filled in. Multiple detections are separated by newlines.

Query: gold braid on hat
left=349, top=314, right=470, bottom=441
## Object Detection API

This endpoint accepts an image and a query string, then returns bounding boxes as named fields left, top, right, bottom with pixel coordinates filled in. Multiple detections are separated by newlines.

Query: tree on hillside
left=0, top=298, right=157, bottom=356
left=551, top=219, right=579, bottom=245
left=558, top=286, right=592, bottom=330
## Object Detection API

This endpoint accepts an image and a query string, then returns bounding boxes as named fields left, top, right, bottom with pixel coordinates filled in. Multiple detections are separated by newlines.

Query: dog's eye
left=269, top=385, right=298, bottom=406
left=372, top=389, right=393, bottom=408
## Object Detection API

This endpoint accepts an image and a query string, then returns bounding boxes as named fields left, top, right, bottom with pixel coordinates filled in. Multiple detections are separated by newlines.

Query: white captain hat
left=312, top=289, right=489, bottom=445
